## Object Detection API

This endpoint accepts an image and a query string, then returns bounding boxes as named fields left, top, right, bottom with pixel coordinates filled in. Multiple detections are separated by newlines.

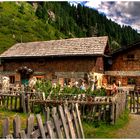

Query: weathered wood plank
left=75, top=103, right=85, bottom=138
left=26, top=114, right=35, bottom=138
left=46, top=121, right=55, bottom=139
left=5, top=134, right=13, bottom=139
left=10, top=96, right=13, bottom=110
left=19, top=94, right=22, bottom=111
left=19, top=130, right=27, bottom=139
left=2, top=118, right=9, bottom=138
left=21, top=93, right=26, bottom=113
left=13, top=115, right=21, bottom=138
left=64, top=105, right=76, bottom=138
left=14, top=96, right=17, bottom=110
left=36, top=114, right=46, bottom=138
left=110, top=103, right=115, bottom=125
left=72, top=109, right=81, bottom=138
left=46, top=107, right=50, bottom=121
left=6, top=96, right=9, bottom=109
left=52, top=107, right=63, bottom=138
left=27, top=94, right=30, bottom=113
left=31, top=129, right=40, bottom=138
left=58, top=105, right=70, bottom=139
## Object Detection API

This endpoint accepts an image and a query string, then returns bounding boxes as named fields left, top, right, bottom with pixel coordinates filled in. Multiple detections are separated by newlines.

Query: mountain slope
left=0, top=2, right=65, bottom=53
left=0, top=1, right=140, bottom=54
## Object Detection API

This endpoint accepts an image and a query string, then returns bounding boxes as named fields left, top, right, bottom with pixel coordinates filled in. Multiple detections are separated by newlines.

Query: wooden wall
left=1, top=56, right=104, bottom=82
left=105, top=46, right=140, bottom=86
left=110, top=47, right=140, bottom=71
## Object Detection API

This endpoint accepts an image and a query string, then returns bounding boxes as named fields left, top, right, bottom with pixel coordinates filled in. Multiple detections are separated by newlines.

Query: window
left=108, top=76, right=116, bottom=84
left=128, top=78, right=136, bottom=85
left=9, top=76, right=15, bottom=84
left=35, top=76, right=44, bottom=80
left=64, top=78, right=71, bottom=85
left=127, top=54, right=135, bottom=60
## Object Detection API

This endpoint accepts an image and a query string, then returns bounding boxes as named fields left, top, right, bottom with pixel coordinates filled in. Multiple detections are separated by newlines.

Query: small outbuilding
left=104, top=41, right=140, bottom=86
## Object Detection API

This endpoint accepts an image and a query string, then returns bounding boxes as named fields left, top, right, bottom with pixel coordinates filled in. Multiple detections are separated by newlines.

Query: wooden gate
left=128, top=91, right=140, bottom=114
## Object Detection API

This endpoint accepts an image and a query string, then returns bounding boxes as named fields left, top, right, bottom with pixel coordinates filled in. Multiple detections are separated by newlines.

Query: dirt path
left=115, top=114, right=140, bottom=138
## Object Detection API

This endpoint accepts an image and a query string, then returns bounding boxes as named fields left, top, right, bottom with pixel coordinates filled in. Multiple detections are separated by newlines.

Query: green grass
left=83, top=109, right=130, bottom=138
left=0, top=106, right=46, bottom=138
left=0, top=108, right=28, bottom=137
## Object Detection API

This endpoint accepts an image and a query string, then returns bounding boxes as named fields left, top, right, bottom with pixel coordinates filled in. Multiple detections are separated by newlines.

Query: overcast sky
left=70, top=1, right=140, bottom=33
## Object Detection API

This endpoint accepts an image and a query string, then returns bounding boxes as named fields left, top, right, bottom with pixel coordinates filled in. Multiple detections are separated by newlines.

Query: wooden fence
left=28, top=92, right=127, bottom=125
left=0, top=91, right=127, bottom=125
left=0, top=91, right=42, bottom=113
left=2, top=103, right=84, bottom=139
left=128, top=91, right=140, bottom=113
left=0, top=92, right=22, bottom=112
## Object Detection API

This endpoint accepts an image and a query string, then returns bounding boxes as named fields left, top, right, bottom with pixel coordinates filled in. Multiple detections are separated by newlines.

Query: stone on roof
left=0, top=36, right=108, bottom=58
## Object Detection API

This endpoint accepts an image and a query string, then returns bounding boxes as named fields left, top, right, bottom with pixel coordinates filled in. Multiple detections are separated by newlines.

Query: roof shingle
left=0, top=36, right=108, bottom=58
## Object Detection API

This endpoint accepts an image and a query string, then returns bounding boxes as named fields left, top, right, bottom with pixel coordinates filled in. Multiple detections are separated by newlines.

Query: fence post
left=26, top=114, right=35, bottom=138
left=13, top=115, right=21, bottom=138
left=36, top=114, right=46, bottom=138
left=52, top=107, right=63, bottom=138
left=110, top=102, right=115, bottom=125
left=75, top=103, right=85, bottom=138
left=2, top=117, right=9, bottom=138
left=64, top=105, right=76, bottom=138
left=58, top=105, right=70, bottom=139
left=21, top=92, right=26, bottom=113
left=26, top=94, right=31, bottom=113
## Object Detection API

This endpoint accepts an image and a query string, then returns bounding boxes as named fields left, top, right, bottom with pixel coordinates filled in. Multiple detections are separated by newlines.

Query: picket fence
left=2, top=103, right=84, bottom=139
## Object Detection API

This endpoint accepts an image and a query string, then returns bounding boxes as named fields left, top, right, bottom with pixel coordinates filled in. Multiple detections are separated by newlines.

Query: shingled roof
left=0, top=36, right=108, bottom=58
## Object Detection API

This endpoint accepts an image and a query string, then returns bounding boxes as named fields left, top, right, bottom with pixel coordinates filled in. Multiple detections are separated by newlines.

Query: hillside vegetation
left=0, top=1, right=140, bottom=54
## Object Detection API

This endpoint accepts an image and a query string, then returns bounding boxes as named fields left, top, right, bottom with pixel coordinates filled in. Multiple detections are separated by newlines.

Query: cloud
left=84, top=1, right=140, bottom=32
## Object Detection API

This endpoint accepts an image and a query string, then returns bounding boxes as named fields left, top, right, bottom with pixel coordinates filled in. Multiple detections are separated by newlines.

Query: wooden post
left=26, top=114, right=35, bottom=138
left=52, top=107, right=63, bottom=138
left=46, top=121, right=55, bottom=139
left=6, top=96, right=9, bottom=109
left=19, top=130, right=27, bottom=138
left=133, top=91, right=135, bottom=113
left=64, top=105, right=76, bottom=138
left=6, top=134, right=13, bottom=139
left=2, top=118, right=9, bottom=138
left=26, top=94, right=31, bottom=113
left=46, top=107, right=50, bottom=121
left=14, top=96, right=17, bottom=111
left=10, top=96, right=13, bottom=110
left=110, top=103, right=115, bottom=125
left=21, top=93, right=26, bottom=113
left=75, top=103, right=85, bottom=138
left=58, top=105, right=70, bottom=139
left=36, top=114, right=46, bottom=138
left=19, top=93, right=22, bottom=111
left=130, top=91, right=132, bottom=113
left=13, top=115, right=21, bottom=138
left=72, top=109, right=81, bottom=138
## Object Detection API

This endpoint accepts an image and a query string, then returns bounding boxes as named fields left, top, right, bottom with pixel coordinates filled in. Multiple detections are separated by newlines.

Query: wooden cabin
left=0, top=36, right=110, bottom=87
left=104, top=41, right=140, bottom=86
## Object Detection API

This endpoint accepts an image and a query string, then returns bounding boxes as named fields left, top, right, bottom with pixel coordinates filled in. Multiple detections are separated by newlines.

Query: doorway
left=17, top=66, right=34, bottom=85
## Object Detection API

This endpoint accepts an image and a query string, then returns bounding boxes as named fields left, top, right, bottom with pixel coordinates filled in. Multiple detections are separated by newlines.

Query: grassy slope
left=0, top=2, right=65, bottom=54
